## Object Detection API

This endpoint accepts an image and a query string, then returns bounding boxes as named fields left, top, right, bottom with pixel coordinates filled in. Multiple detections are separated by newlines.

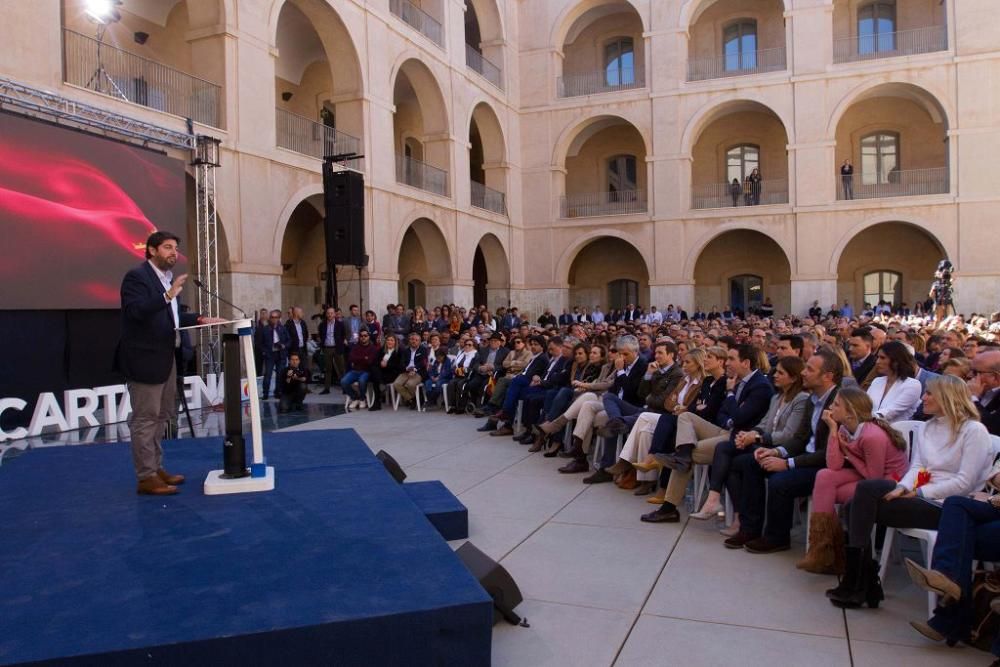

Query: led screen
left=0, top=112, right=187, bottom=309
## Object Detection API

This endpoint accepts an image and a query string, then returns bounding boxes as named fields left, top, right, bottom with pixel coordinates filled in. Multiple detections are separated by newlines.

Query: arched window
left=730, top=274, right=763, bottom=313
left=607, top=154, right=638, bottom=196
left=407, top=279, right=426, bottom=310
left=863, top=270, right=901, bottom=307
left=604, top=37, right=635, bottom=87
left=858, top=2, right=896, bottom=54
left=723, top=20, right=758, bottom=71
left=726, top=144, right=760, bottom=183
left=860, top=132, right=899, bottom=185
left=608, top=279, right=639, bottom=310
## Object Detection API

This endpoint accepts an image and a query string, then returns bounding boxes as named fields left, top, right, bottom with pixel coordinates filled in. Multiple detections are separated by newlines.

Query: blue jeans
left=545, top=387, right=577, bottom=422
left=262, top=354, right=287, bottom=397
left=928, top=496, right=1000, bottom=654
left=501, top=374, right=532, bottom=417
left=424, top=379, right=444, bottom=403
left=602, top=394, right=642, bottom=421
left=340, top=370, right=369, bottom=400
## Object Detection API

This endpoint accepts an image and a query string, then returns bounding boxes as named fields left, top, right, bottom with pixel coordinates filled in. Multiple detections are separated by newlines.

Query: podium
left=180, top=318, right=275, bottom=495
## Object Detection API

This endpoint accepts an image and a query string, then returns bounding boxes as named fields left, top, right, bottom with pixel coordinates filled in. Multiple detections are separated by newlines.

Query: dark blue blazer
left=717, top=371, right=774, bottom=434
left=255, top=323, right=291, bottom=362
left=610, top=358, right=648, bottom=407
left=115, top=261, right=199, bottom=384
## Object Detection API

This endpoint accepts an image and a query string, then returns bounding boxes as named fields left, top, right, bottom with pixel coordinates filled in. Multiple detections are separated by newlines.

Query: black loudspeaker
left=323, top=165, right=365, bottom=267
left=375, top=450, right=406, bottom=484
left=456, top=542, right=526, bottom=626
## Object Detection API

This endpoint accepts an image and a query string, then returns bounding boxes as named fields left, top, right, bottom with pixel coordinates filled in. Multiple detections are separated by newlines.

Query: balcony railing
left=396, top=154, right=449, bottom=196
left=276, top=108, right=362, bottom=167
left=470, top=181, right=506, bottom=215
left=833, top=25, right=948, bottom=64
left=466, top=45, right=503, bottom=90
left=692, top=179, right=789, bottom=210
left=837, top=168, right=949, bottom=201
left=557, top=67, right=645, bottom=98
left=687, top=46, right=787, bottom=82
left=560, top=190, right=647, bottom=218
left=63, top=28, right=222, bottom=127
left=389, top=0, right=443, bottom=47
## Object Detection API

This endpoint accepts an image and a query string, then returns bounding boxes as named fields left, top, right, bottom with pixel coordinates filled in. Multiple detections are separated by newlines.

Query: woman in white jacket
left=828, top=374, right=993, bottom=609
left=866, top=341, right=922, bottom=423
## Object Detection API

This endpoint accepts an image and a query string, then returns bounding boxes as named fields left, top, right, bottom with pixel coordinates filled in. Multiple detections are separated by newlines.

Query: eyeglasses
left=971, top=369, right=997, bottom=377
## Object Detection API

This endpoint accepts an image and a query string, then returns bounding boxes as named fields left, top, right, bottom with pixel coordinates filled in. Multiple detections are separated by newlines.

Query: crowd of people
left=252, top=298, right=1000, bottom=659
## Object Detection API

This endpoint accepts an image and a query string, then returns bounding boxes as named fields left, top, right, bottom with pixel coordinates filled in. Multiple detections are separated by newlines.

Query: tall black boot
left=829, top=546, right=883, bottom=609
left=826, top=546, right=862, bottom=600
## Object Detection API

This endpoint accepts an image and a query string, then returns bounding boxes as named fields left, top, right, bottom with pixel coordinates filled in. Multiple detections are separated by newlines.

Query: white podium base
left=203, top=467, right=275, bottom=495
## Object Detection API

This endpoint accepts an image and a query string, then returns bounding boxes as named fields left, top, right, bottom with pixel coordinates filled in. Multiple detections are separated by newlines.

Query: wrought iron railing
left=276, top=108, right=362, bottom=168
left=687, top=46, right=787, bottom=82
left=396, top=154, right=449, bottom=196
left=466, top=44, right=503, bottom=90
left=560, top=190, right=647, bottom=218
left=833, top=25, right=948, bottom=63
left=63, top=28, right=222, bottom=127
left=837, top=168, right=949, bottom=201
left=470, top=181, right=506, bottom=215
left=557, top=67, right=645, bottom=98
left=692, top=179, right=789, bottom=209
left=389, top=0, right=443, bottom=47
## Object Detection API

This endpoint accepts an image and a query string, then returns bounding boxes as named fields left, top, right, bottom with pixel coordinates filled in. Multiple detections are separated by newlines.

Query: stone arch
left=679, top=0, right=790, bottom=30
left=473, top=232, right=510, bottom=309
left=390, top=56, right=451, bottom=138
left=552, top=113, right=651, bottom=170
left=826, top=79, right=951, bottom=140
left=466, top=0, right=505, bottom=44
left=556, top=230, right=652, bottom=287
left=272, top=183, right=324, bottom=258
left=565, top=235, right=651, bottom=309
left=681, top=96, right=794, bottom=156
left=833, top=220, right=949, bottom=310
left=551, top=0, right=648, bottom=51
left=683, top=223, right=790, bottom=281
left=270, top=0, right=364, bottom=97
left=397, top=217, right=454, bottom=306
left=469, top=101, right=507, bottom=164
left=828, top=216, right=951, bottom=275
left=692, top=228, right=793, bottom=314
left=278, top=195, right=326, bottom=309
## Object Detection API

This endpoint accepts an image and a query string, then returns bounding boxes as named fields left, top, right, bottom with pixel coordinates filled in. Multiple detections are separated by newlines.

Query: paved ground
left=284, top=393, right=990, bottom=666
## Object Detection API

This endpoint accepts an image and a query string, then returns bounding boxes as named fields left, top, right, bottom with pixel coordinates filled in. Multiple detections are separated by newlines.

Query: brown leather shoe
left=137, top=476, right=179, bottom=496
left=158, top=469, right=185, bottom=486
left=490, top=426, right=514, bottom=437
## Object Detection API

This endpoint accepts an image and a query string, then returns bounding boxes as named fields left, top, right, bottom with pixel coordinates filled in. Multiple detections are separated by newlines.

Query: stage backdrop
left=0, top=112, right=188, bottom=435
left=0, top=111, right=187, bottom=309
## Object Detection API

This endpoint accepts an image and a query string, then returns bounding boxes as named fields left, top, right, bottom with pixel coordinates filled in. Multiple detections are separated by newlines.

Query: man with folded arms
left=731, top=349, right=841, bottom=552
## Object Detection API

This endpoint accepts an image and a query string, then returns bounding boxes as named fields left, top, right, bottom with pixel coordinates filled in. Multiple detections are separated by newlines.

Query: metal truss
left=193, top=136, right=223, bottom=376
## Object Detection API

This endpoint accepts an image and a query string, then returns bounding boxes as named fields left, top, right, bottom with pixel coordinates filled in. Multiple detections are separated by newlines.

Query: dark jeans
left=734, top=455, right=819, bottom=543
left=927, top=496, right=1000, bottom=654
left=846, top=478, right=942, bottom=548
left=650, top=413, right=678, bottom=454
left=501, top=374, right=533, bottom=417
left=262, top=354, right=287, bottom=398
left=340, top=370, right=369, bottom=400
left=545, top=387, right=577, bottom=422
left=602, top=394, right=642, bottom=421
left=709, top=439, right=756, bottom=494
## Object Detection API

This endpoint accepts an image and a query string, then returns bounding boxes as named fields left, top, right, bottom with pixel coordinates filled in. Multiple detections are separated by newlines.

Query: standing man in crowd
left=319, top=306, right=346, bottom=393
left=285, top=306, right=310, bottom=376
left=116, top=231, right=225, bottom=496
left=255, top=310, right=290, bottom=400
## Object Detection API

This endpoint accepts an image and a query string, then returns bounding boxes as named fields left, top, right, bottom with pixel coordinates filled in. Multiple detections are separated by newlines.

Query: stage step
left=403, top=480, right=469, bottom=541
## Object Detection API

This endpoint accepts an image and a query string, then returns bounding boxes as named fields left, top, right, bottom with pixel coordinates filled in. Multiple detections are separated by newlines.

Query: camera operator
left=930, top=259, right=955, bottom=325
left=279, top=352, right=309, bottom=412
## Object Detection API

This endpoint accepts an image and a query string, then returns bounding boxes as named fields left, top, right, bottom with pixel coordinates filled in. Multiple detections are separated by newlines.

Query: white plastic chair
left=879, top=527, right=938, bottom=617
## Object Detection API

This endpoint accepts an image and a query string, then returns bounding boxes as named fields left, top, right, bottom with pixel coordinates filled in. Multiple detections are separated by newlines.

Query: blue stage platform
left=0, top=430, right=493, bottom=666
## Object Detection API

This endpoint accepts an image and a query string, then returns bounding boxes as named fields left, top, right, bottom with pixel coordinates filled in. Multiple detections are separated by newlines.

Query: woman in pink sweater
left=797, top=387, right=909, bottom=574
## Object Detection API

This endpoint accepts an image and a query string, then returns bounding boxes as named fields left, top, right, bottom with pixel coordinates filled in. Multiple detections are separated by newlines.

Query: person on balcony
left=747, top=167, right=763, bottom=205
left=730, top=178, right=742, bottom=207
left=841, top=159, right=854, bottom=199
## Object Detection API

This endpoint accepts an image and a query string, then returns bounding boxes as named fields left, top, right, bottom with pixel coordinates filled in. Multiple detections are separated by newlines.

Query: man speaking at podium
left=115, top=231, right=226, bottom=496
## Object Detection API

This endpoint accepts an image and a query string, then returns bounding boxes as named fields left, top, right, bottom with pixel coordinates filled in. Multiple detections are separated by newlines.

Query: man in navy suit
left=116, top=231, right=225, bottom=496
left=255, top=310, right=291, bottom=400
left=642, top=343, right=773, bottom=522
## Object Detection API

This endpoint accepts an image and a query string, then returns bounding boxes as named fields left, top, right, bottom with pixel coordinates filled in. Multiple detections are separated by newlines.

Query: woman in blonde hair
left=797, top=387, right=909, bottom=575
left=827, top=375, right=994, bottom=609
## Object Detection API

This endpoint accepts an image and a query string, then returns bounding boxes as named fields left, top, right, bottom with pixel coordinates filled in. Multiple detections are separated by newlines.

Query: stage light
left=85, top=0, right=122, bottom=25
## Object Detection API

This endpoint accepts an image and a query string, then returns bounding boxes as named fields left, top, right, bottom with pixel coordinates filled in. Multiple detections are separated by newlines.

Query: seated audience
left=829, top=375, right=993, bottom=609
left=341, top=330, right=378, bottom=411
left=867, top=341, right=923, bottom=422
left=393, top=332, right=429, bottom=409
left=424, top=348, right=454, bottom=407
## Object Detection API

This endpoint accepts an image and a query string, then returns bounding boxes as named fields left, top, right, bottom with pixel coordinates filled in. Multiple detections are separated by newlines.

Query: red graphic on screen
left=0, top=112, right=187, bottom=310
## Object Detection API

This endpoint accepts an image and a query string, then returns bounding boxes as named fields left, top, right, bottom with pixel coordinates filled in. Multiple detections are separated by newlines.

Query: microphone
left=193, top=279, right=249, bottom=319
